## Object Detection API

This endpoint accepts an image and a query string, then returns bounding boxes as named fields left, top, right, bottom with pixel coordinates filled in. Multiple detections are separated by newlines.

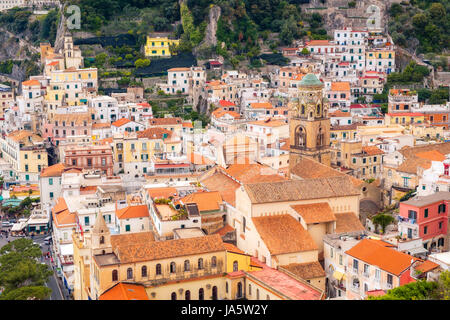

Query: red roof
left=112, top=118, right=131, bottom=127
left=387, top=113, right=424, bottom=117
left=219, top=100, right=236, bottom=107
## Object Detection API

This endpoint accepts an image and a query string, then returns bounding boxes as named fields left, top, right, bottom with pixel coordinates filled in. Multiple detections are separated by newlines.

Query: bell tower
left=289, top=73, right=331, bottom=170
left=91, top=212, right=112, bottom=256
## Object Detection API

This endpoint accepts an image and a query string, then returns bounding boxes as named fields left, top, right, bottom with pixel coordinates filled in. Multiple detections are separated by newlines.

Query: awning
left=333, top=270, right=347, bottom=281
left=60, top=244, right=73, bottom=256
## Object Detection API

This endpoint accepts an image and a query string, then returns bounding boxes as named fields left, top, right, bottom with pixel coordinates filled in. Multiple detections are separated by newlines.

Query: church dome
left=299, top=73, right=323, bottom=87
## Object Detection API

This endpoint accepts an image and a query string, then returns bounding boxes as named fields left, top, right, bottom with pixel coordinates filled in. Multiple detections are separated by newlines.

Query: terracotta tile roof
left=415, top=150, right=446, bottom=162
left=346, top=239, right=420, bottom=276
left=225, top=163, right=286, bottom=184
left=92, top=123, right=111, bottom=129
left=415, top=260, right=440, bottom=273
left=110, top=232, right=155, bottom=249
left=178, top=191, right=223, bottom=212
left=182, top=122, right=193, bottom=128
left=168, top=67, right=190, bottom=72
left=112, top=234, right=225, bottom=263
left=213, top=224, right=235, bottom=237
left=146, top=187, right=178, bottom=199
left=290, top=203, right=336, bottom=224
left=397, top=157, right=432, bottom=174
left=334, top=212, right=365, bottom=234
left=223, top=242, right=248, bottom=255
left=40, top=163, right=66, bottom=177
left=248, top=119, right=287, bottom=127
left=212, top=108, right=241, bottom=119
left=290, top=157, right=363, bottom=187
left=100, top=282, right=149, bottom=300
left=252, top=214, right=318, bottom=255
left=281, top=261, right=326, bottom=280
left=116, top=205, right=149, bottom=220
left=331, top=82, right=351, bottom=91
left=245, top=176, right=360, bottom=204
left=329, top=110, right=351, bottom=117
left=200, top=170, right=241, bottom=206
left=137, top=127, right=172, bottom=140
left=362, top=145, right=385, bottom=156
left=331, top=123, right=360, bottom=131
left=53, top=113, right=91, bottom=126
left=386, top=113, right=424, bottom=117
left=149, top=117, right=182, bottom=125
left=399, top=143, right=450, bottom=160
left=249, top=102, right=273, bottom=109
left=111, top=118, right=131, bottom=127
left=22, top=79, right=40, bottom=86
left=306, top=40, right=331, bottom=46
left=219, top=100, right=235, bottom=107
left=51, top=197, right=77, bottom=228
left=7, top=130, right=43, bottom=143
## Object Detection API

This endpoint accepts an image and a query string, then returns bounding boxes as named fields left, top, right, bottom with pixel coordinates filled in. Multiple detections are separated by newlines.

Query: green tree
left=0, top=286, right=51, bottom=300
left=0, top=239, right=52, bottom=300
left=372, top=213, right=395, bottom=234
left=368, top=280, right=437, bottom=300
left=134, top=58, right=150, bottom=68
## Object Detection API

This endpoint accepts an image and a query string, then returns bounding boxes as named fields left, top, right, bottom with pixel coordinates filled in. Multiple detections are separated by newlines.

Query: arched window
left=237, top=282, right=242, bottom=298
left=301, top=104, right=305, bottom=114
left=212, top=286, right=218, bottom=300
left=198, top=288, right=204, bottom=300
left=170, top=262, right=176, bottom=273
left=100, top=236, right=104, bottom=244
left=185, top=290, right=191, bottom=300
left=233, top=261, right=239, bottom=272
left=171, top=292, right=177, bottom=300
left=198, top=258, right=204, bottom=270
left=317, top=127, right=324, bottom=147
left=156, top=264, right=162, bottom=275
left=184, top=260, right=190, bottom=271
left=141, top=266, right=147, bottom=277
left=295, top=126, right=306, bottom=148
left=317, top=104, right=321, bottom=115
left=211, top=256, right=217, bottom=268
left=112, top=269, right=118, bottom=281
left=127, top=268, right=133, bottom=279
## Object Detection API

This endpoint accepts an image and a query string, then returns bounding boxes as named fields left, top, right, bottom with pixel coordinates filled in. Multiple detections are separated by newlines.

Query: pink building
left=64, top=145, right=113, bottom=176
left=52, top=113, right=92, bottom=146
left=399, top=191, right=450, bottom=251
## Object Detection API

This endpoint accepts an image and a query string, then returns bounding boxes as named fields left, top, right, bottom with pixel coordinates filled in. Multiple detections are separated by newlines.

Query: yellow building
left=386, top=112, right=425, bottom=126
left=330, top=123, right=359, bottom=144
left=144, top=37, right=180, bottom=57
left=0, top=130, right=48, bottom=182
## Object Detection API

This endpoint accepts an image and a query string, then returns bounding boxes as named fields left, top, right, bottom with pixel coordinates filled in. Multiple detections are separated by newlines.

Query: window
left=171, top=292, right=177, bottom=300
left=125, top=224, right=130, bottom=232
left=424, top=209, right=429, bottom=218
left=170, top=262, right=176, bottom=273
left=364, top=264, right=369, bottom=276
left=256, top=289, right=260, bottom=300
left=50, top=192, right=54, bottom=199
left=198, top=288, right=204, bottom=300
left=211, top=256, right=217, bottom=268
left=242, top=217, right=246, bottom=233
left=387, top=274, right=393, bottom=285
left=233, top=261, right=239, bottom=272
left=438, top=203, right=446, bottom=213
left=127, top=268, right=133, bottom=279
left=439, top=222, right=443, bottom=229
left=184, top=260, right=190, bottom=271
left=112, top=270, right=118, bottom=281
left=100, top=236, right=104, bottom=244
left=353, top=259, right=359, bottom=272
left=408, top=210, right=417, bottom=220
left=339, top=255, right=343, bottom=265
left=198, top=258, right=204, bottom=270
left=424, top=226, right=428, bottom=234
left=212, top=286, right=218, bottom=300
left=49, top=178, right=53, bottom=185
left=137, top=265, right=147, bottom=278
left=156, top=264, right=162, bottom=275
left=84, top=216, right=90, bottom=226
left=185, top=290, right=191, bottom=300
